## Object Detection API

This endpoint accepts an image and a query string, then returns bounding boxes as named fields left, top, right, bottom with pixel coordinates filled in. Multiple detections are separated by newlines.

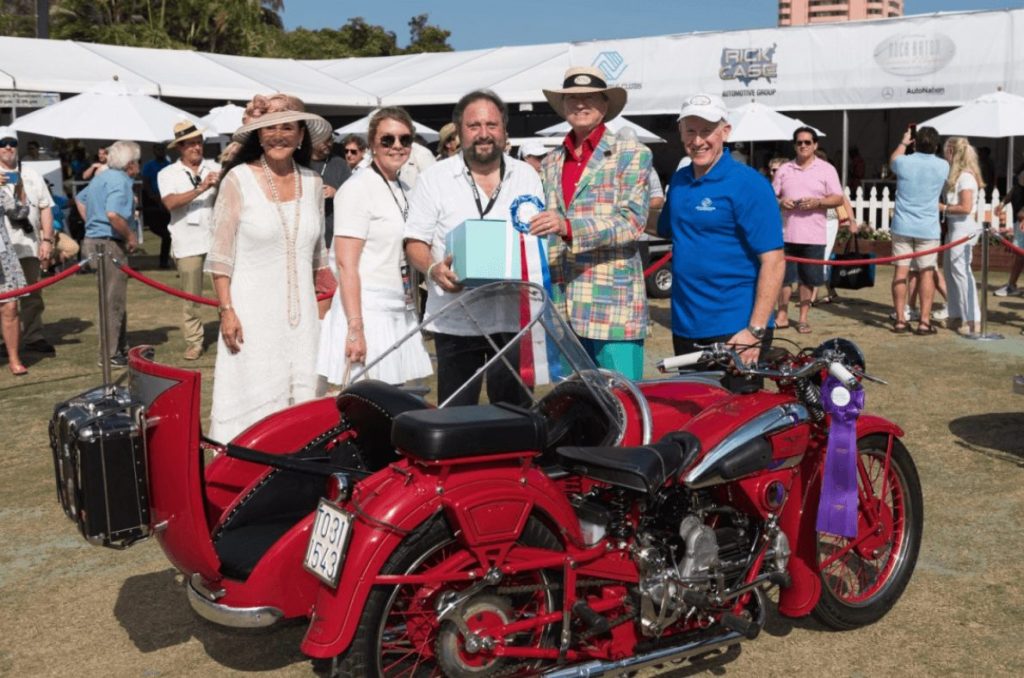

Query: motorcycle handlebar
left=659, top=343, right=863, bottom=389
left=656, top=350, right=709, bottom=372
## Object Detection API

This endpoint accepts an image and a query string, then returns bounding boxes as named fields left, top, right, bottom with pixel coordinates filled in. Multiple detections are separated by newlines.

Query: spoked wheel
left=326, top=515, right=561, bottom=677
left=813, top=434, right=923, bottom=629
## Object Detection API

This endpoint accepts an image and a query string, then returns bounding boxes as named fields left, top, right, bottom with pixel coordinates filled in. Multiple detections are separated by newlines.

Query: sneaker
left=97, top=354, right=129, bottom=368
left=932, top=306, right=949, bottom=321
left=888, top=305, right=917, bottom=322
left=183, top=345, right=203, bottom=361
left=994, top=284, right=1019, bottom=297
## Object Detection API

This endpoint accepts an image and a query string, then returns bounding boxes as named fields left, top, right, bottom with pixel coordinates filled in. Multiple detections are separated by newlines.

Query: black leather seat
left=556, top=431, right=701, bottom=495
left=337, top=380, right=430, bottom=467
left=392, top=403, right=547, bottom=461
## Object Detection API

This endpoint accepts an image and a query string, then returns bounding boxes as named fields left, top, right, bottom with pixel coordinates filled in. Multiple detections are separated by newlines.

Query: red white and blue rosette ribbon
left=508, top=194, right=558, bottom=385
left=815, top=375, right=865, bottom=538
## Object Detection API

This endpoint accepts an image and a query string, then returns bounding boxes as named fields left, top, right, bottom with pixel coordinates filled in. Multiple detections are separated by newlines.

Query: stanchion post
left=968, top=220, right=1004, bottom=341
left=95, top=244, right=113, bottom=387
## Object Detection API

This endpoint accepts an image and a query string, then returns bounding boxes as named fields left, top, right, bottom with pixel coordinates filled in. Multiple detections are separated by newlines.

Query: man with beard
left=157, top=122, right=220, bottom=360
left=405, top=90, right=543, bottom=406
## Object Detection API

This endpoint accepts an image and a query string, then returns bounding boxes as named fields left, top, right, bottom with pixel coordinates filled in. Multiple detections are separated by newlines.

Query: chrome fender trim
left=684, top=403, right=809, bottom=489
left=186, top=574, right=283, bottom=628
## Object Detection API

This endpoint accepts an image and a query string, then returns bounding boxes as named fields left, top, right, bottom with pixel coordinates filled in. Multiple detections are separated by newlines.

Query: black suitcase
left=49, top=385, right=150, bottom=549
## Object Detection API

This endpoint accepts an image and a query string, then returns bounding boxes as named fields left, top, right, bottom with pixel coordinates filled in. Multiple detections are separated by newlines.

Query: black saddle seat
left=393, top=403, right=547, bottom=461
left=556, top=431, right=701, bottom=495
left=337, top=380, right=430, bottom=467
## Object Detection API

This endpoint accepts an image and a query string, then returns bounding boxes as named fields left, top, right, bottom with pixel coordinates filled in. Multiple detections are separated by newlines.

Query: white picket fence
left=847, top=185, right=1007, bottom=232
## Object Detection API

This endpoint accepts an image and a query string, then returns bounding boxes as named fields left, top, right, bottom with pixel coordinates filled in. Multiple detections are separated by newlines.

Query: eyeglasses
left=794, top=140, right=815, bottom=147
left=379, top=134, right=413, bottom=149
left=0, top=139, right=17, bottom=149
left=344, top=148, right=360, bottom=156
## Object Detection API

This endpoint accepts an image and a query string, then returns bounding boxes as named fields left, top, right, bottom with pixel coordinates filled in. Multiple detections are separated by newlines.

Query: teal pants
left=577, top=337, right=644, bottom=380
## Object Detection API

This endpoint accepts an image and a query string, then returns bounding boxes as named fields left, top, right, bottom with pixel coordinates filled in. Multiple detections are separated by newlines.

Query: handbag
left=829, top=235, right=875, bottom=290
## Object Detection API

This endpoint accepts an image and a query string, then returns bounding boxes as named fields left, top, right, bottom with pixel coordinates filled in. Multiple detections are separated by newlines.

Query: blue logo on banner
left=592, top=51, right=628, bottom=81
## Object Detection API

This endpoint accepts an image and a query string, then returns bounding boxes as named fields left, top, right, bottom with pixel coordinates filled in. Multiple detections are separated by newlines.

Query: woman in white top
left=317, top=108, right=432, bottom=386
left=205, top=94, right=333, bottom=441
left=940, top=136, right=985, bottom=335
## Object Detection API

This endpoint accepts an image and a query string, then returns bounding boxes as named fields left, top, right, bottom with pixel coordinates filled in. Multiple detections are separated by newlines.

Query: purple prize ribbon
left=815, top=375, right=865, bottom=538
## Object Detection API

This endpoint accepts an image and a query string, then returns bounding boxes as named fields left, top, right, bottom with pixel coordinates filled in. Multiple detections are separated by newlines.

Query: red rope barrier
left=996, top=233, right=1024, bottom=258
left=785, top=234, right=973, bottom=266
left=0, top=260, right=89, bottom=302
left=644, top=251, right=672, bottom=278
left=119, top=263, right=333, bottom=305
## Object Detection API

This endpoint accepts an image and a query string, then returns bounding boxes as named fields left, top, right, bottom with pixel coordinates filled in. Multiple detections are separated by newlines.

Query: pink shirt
left=772, top=157, right=842, bottom=244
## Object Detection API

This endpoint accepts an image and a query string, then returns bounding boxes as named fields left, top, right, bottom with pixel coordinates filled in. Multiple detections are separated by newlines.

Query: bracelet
left=426, top=261, right=440, bottom=279
left=218, top=304, right=233, bottom=314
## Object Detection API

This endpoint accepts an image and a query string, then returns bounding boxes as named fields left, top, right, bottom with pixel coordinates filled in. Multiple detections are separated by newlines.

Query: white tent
left=335, top=114, right=440, bottom=143
left=536, top=117, right=666, bottom=144
left=10, top=80, right=198, bottom=142
left=726, top=102, right=823, bottom=142
left=199, top=103, right=245, bottom=136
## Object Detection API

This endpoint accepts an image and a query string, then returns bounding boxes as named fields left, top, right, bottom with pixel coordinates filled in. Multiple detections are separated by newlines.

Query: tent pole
left=841, top=110, right=849, bottom=186
left=1007, top=137, right=1015, bottom=195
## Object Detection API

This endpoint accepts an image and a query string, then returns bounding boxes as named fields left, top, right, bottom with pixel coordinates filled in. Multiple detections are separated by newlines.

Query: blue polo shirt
left=658, top=152, right=783, bottom=338
left=77, top=169, right=136, bottom=240
left=890, top=153, right=949, bottom=239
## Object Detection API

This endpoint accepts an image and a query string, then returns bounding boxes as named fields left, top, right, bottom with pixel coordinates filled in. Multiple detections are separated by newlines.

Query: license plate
left=303, top=500, right=353, bottom=587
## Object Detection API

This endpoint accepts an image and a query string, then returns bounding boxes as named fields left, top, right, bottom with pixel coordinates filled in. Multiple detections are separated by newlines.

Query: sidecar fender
left=300, top=461, right=579, bottom=659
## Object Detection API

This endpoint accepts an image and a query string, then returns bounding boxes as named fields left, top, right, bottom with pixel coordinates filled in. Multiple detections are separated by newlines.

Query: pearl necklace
left=261, top=156, right=302, bottom=328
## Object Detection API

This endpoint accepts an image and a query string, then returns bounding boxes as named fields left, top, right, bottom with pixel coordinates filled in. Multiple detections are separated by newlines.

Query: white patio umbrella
left=726, top=102, right=824, bottom=143
left=535, top=116, right=666, bottom=144
left=919, top=90, right=1024, bottom=192
left=199, top=103, right=245, bottom=136
left=335, top=113, right=439, bottom=143
left=9, top=79, right=198, bottom=143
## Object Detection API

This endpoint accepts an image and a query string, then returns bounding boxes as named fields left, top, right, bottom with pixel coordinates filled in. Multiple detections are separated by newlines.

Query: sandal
left=796, top=322, right=812, bottom=334
left=891, top=322, right=910, bottom=334
left=915, top=323, right=938, bottom=336
left=775, top=322, right=791, bottom=330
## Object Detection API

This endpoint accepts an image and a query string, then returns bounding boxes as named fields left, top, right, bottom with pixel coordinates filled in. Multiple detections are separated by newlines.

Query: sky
left=281, top=0, right=1024, bottom=50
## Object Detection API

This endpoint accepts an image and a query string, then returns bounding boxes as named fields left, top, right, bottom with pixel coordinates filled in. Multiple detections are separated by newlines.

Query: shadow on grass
left=114, top=568, right=307, bottom=671
left=127, top=326, right=176, bottom=347
left=948, top=412, right=1024, bottom=465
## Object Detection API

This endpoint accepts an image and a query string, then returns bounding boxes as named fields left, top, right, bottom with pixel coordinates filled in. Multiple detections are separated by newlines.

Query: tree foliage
left=0, top=1, right=452, bottom=57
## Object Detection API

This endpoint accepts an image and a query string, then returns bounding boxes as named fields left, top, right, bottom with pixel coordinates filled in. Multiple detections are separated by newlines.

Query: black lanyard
left=184, top=165, right=203, bottom=189
left=464, top=156, right=505, bottom=219
left=371, top=161, right=409, bottom=221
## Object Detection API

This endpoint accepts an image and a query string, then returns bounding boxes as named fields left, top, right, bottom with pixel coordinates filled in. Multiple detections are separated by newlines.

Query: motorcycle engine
left=633, top=490, right=756, bottom=637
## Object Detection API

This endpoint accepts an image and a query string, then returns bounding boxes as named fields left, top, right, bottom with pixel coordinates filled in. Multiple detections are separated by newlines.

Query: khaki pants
left=176, top=254, right=206, bottom=350
left=81, top=238, right=128, bottom=359
left=17, top=256, right=44, bottom=344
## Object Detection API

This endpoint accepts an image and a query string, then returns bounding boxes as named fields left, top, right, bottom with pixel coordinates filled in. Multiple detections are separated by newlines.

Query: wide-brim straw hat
left=232, top=110, right=333, bottom=147
left=543, top=66, right=627, bottom=122
left=167, top=120, right=205, bottom=148
left=438, top=122, right=459, bottom=145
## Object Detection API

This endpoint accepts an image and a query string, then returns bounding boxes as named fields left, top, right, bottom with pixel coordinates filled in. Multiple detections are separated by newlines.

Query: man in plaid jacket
left=530, top=66, right=653, bottom=380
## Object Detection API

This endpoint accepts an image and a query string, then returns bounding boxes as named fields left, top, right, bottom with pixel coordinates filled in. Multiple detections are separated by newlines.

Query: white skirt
left=317, top=285, right=433, bottom=386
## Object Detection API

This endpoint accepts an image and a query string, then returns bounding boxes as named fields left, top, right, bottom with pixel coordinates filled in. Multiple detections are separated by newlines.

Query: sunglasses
left=379, top=134, right=413, bottom=149
left=344, top=148, right=360, bottom=156
left=794, top=140, right=815, bottom=147
left=0, top=139, right=18, bottom=149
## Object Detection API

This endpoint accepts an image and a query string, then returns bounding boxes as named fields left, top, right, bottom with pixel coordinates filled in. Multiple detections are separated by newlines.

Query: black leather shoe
left=24, top=340, right=56, bottom=355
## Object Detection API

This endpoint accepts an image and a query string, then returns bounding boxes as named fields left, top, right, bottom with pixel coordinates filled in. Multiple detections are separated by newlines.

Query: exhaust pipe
left=543, top=589, right=766, bottom=678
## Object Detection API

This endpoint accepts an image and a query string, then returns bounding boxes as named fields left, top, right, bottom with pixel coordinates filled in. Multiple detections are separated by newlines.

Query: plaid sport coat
left=540, top=128, right=652, bottom=341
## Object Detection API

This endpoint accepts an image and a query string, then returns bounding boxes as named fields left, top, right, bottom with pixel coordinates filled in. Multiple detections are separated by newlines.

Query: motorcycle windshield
left=350, top=281, right=623, bottom=437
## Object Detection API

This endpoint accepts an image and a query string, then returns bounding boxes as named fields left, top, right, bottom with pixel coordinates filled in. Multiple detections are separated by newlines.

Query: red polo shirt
left=560, top=123, right=606, bottom=240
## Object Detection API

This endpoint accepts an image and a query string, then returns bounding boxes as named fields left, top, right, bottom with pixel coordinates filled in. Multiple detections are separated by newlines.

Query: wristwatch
left=747, top=325, right=767, bottom=340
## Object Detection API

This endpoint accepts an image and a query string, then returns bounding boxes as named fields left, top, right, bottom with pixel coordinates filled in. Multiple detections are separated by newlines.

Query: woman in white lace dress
left=205, top=94, right=333, bottom=441
left=940, top=136, right=984, bottom=336
left=317, top=107, right=432, bottom=387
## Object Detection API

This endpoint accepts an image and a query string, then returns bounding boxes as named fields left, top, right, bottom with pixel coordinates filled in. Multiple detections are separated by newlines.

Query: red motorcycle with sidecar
left=48, top=282, right=922, bottom=676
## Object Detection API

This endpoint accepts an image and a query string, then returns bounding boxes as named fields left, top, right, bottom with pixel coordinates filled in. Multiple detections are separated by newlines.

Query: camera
left=6, top=202, right=34, bottom=234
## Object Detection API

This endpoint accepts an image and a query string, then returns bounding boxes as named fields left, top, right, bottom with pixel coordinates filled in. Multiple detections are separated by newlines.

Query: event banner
left=569, top=9, right=1021, bottom=114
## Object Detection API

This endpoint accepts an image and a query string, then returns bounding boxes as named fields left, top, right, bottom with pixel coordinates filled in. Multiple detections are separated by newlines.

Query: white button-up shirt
left=405, top=152, right=544, bottom=335
left=157, top=159, right=221, bottom=259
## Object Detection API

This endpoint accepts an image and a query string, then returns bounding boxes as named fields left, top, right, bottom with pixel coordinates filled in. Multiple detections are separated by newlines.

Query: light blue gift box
left=445, top=219, right=521, bottom=287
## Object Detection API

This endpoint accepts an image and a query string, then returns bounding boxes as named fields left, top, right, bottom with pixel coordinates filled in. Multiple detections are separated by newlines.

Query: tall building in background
left=779, top=0, right=904, bottom=26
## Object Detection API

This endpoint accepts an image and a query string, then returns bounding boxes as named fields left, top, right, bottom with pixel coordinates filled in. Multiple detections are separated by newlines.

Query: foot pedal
left=572, top=601, right=610, bottom=635
left=721, top=613, right=760, bottom=640
left=768, top=571, right=792, bottom=588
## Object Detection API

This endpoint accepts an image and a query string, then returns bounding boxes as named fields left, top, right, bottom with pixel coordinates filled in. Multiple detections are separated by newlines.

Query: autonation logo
left=592, top=51, right=628, bottom=81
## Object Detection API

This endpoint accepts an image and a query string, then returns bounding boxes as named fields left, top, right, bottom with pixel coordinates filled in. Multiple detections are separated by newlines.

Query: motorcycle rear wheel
left=812, top=434, right=923, bottom=630
left=324, top=514, right=562, bottom=677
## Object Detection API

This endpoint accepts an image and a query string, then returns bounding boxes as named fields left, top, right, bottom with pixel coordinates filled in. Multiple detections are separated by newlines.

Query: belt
left=86, top=236, right=124, bottom=242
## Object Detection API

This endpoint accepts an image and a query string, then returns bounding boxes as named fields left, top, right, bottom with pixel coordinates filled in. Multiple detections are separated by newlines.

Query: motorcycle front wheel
left=322, top=513, right=562, bottom=678
left=812, top=434, right=923, bottom=630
